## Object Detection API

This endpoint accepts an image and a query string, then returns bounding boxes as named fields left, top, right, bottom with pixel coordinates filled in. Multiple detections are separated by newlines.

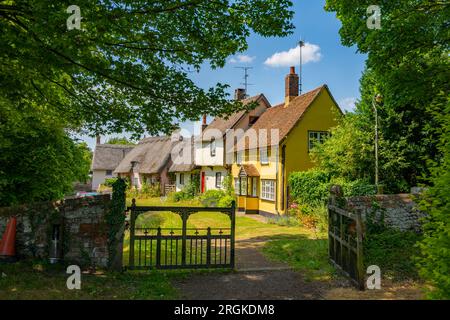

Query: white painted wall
left=175, top=172, right=191, bottom=192
left=195, top=137, right=224, bottom=166
left=92, top=170, right=116, bottom=191
left=202, top=166, right=228, bottom=191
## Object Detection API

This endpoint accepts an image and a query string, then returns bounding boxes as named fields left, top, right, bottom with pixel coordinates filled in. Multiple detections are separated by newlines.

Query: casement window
left=215, top=172, right=222, bottom=188
left=234, top=177, right=247, bottom=195
left=106, top=170, right=113, bottom=176
left=261, top=180, right=276, bottom=201
left=234, top=178, right=240, bottom=195
left=260, top=147, right=269, bottom=165
left=236, top=151, right=243, bottom=164
left=179, top=173, right=185, bottom=185
left=308, top=131, right=330, bottom=151
left=252, top=177, right=257, bottom=196
left=210, top=137, right=216, bottom=157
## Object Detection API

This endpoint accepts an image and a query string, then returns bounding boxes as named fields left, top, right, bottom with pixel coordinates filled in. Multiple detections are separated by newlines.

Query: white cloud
left=264, top=43, right=322, bottom=67
left=229, top=54, right=256, bottom=64
left=339, top=97, right=357, bottom=112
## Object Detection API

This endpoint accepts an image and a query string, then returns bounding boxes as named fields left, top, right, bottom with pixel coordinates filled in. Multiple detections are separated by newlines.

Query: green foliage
left=288, top=169, right=376, bottom=207
left=106, top=137, right=136, bottom=145
left=107, top=178, right=127, bottom=269
left=0, top=0, right=294, bottom=137
left=0, top=103, right=91, bottom=206
left=288, top=170, right=330, bottom=205
left=140, top=182, right=161, bottom=198
left=416, top=98, right=450, bottom=299
left=199, top=190, right=226, bottom=207
left=222, top=174, right=235, bottom=196
left=324, top=1, right=449, bottom=191
left=168, top=178, right=200, bottom=202
left=364, top=228, right=422, bottom=281
left=104, top=178, right=119, bottom=187
left=217, top=194, right=235, bottom=208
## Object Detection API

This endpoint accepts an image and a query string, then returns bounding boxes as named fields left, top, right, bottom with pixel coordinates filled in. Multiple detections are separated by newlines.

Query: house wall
left=195, top=138, right=224, bottom=167
left=201, top=166, right=228, bottom=191
left=92, top=169, right=117, bottom=191
left=232, top=89, right=340, bottom=215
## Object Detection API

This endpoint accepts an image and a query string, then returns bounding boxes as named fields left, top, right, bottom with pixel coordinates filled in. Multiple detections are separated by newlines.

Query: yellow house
left=231, top=67, right=342, bottom=216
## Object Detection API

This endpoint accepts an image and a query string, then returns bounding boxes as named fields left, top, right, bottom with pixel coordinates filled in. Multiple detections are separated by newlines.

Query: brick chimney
left=234, top=88, right=246, bottom=101
left=202, top=114, right=208, bottom=132
left=96, top=135, right=101, bottom=144
left=285, top=66, right=299, bottom=105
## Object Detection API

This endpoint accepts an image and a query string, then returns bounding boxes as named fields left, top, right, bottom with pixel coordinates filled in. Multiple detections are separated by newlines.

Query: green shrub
left=104, top=177, right=118, bottom=187
left=199, top=190, right=226, bottom=207
left=139, top=182, right=161, bottom=198
left=288, top=169, right=330, bottom=206
left=364, top=228, right=422, bottom=281
left=217, top=194, right=235, bottom=208
left=331, top=177, right=376, bottom=197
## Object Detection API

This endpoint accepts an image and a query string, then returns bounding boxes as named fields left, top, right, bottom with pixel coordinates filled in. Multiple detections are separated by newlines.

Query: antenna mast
left=299, top=40, right=305, bottom=95
left=235, top=66, right=253, bottom=97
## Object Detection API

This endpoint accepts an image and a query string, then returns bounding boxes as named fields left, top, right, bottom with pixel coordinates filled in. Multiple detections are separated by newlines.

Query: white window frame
left=210, top=137, right=216, bottom=157
left=215, top=172, right=222, bottom=188
left=234, top=178, right=240, bottom=195
left=260, top=147, right=269, bottom=165
left=236, top=150, right=243, bottom=165
left=308, top=131, right=330, bottom=151
left=261, top=180, right=275, bottom=201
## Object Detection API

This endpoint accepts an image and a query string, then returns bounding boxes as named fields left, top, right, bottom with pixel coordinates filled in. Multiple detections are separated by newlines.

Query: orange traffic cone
left=0, top=216, right=17, bottom=261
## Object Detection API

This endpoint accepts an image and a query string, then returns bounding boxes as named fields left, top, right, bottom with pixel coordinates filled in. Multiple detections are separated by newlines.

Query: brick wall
left=0, top=194, right=122, bottom=268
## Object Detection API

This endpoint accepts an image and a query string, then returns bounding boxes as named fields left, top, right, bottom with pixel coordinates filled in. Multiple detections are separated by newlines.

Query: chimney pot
left=234, top=88, right=246, bottom=101
left=290, top=66, right=295, bottom=74
left=202, top=115, right=208, bottom=132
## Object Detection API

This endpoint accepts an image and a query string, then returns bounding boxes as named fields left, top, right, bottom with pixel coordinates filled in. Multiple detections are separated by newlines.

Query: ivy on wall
left=106, top=178, right=127, bottom=270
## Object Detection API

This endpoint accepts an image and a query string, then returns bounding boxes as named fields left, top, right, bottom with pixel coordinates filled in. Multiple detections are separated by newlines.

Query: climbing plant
left=106, top=178, right=127, bottom=270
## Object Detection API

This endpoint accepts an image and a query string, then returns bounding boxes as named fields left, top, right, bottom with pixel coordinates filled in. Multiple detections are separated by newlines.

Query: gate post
left=128, top=199, right=136, bottom=269
left=355, top=209, right=365, bottom=290
left=230, top=201, right=236, bottom=269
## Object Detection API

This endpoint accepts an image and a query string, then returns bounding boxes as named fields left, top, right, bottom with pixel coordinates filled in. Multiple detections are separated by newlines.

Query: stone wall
left=0, top=194, right=122, bottom=268
left=345, top=193, right=425, bottom=232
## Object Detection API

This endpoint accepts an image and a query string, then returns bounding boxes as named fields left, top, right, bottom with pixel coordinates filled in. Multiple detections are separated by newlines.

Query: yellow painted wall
left=277, top=88, right=341, bottom=214
left=232, top=87, right=341, bottom=215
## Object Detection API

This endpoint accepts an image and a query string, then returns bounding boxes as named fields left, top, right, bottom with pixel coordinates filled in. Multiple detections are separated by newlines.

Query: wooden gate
left=328, top=187, right=365, bottom=290
left=126, top=199, right=235, bottom=270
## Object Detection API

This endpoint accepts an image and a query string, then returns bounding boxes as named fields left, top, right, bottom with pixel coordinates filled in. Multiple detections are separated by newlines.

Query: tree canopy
left=324, top=0, right=449, bottom=190
left=0, top=0, right=294, bottom=137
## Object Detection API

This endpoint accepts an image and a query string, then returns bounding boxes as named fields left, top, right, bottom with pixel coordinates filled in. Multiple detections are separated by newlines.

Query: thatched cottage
left=91, top=144, right=134, bottom=190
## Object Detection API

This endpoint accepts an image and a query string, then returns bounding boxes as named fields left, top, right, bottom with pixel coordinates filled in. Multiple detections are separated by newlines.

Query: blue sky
left=81, top=0, right=366, bottom=149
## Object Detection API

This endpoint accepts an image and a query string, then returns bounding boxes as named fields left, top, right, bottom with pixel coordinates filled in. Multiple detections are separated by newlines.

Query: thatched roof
left=169, top=136, right=198, bottom=173
left=91, top=144, right=134, bottom=171
left=114, top=136, right=175, bottom=174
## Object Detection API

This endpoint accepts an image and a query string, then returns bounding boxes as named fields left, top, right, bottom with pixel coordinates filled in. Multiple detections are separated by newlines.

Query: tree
left=0, top=0, right=294, bottom=137
left=106, top=137, right=136, bottom=145
left=0, top=99, right=91, bottom=206
left=325, top=0, right=449, bottom=190
left=416, top=97, right=450, bottom=299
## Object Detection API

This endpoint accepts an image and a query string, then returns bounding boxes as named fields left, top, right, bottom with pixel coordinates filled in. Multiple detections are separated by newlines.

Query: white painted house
left=91, top=144, right=134, bottom=190
left=196, top=91, right=271, bottom=193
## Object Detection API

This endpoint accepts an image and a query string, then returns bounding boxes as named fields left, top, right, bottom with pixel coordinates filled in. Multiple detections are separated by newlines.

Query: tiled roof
left=239, top=164, right=260, bottom=177
left=238, top=85, right=327, bottom=149
left=202, top=94, right=267, bottom=140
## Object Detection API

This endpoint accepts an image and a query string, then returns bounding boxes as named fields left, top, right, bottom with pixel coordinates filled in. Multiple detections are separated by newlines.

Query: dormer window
left=210, top=137, right=216, bottom=157
left=249, top=116, right=259, bottom=125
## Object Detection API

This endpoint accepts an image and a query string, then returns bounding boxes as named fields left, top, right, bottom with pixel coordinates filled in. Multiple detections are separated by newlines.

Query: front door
left=201, top=172, right=206, bottom=193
